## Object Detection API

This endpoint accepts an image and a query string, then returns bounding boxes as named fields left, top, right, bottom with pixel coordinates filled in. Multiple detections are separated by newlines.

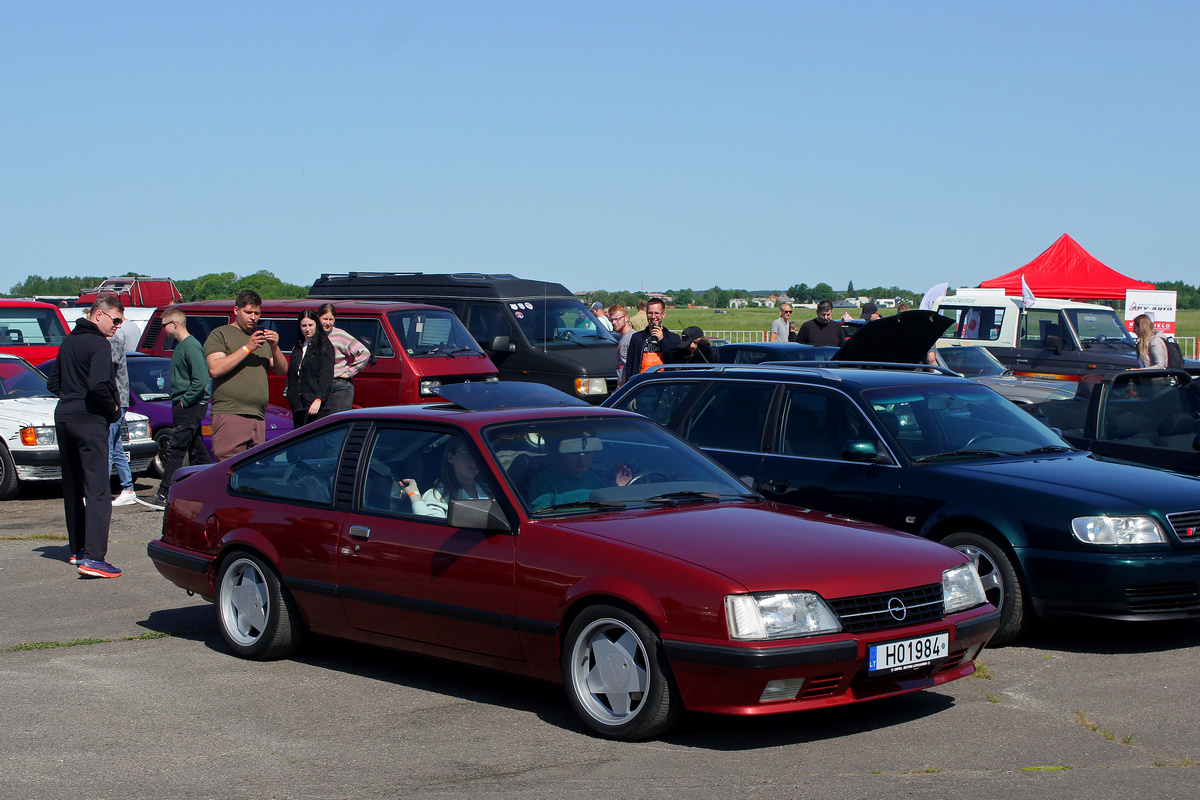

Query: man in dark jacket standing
left=46, top=297, right=124, bottom=578
left=625, top=298, right=682, bottom=379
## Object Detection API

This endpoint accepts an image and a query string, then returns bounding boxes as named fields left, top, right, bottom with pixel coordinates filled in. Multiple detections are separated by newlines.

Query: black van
left=309, top=273, right=619, bottom=403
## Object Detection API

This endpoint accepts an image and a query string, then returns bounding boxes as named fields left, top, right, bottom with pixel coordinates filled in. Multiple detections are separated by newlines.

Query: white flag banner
left=1020, top=276, right=1036, bottom=310
left=920, top=282, right=949, bottom=311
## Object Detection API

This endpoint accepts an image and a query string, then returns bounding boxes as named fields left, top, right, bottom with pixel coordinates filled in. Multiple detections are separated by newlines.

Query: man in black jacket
left=625, top=298, right=682, bottom=380
left=46, top=297, right=124, bottom=578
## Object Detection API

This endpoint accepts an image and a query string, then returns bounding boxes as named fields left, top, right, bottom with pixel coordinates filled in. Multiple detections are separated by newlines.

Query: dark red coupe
left=148, top=384, right=999, bottom=740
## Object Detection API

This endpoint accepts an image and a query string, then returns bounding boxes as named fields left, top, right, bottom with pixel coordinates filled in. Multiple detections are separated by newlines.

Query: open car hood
left=833, top=310, right=953, bottom=364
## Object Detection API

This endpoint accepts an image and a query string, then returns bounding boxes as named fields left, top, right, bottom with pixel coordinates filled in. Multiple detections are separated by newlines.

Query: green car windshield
left=863, top=383, right=1070, bottom=462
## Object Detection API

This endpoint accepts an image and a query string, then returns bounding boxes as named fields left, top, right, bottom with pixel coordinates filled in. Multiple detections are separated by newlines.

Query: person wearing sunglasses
left=45, top=296, right=126, bottom=579
left=770, top=303, right=792, bottom=342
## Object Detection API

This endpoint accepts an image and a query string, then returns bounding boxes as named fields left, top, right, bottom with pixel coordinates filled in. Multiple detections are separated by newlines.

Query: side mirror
left=1045, top=334, right=1062, bottom=353
left=843, top=439, right=890, bottom=464
left=448, top=498, right=512, bottom=533
left=489, top=335, right=515, bottom=353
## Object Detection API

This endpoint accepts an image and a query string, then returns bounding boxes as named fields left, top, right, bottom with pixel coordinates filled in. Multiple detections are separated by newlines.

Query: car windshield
left=387, top=310, right=484, bottom=358
left=863, top=383, right=1070, bottom=462
left=0, top=358, right=54, bottom=398
left=127, top=358, right=173, bottom=401
left=1066, top=308, right=1136, bottom=346
left=508, top=298, right=616, bottom=347
left=936, top=346, right=1006, bottom=377
left=483, top=416, right=754, bottom=515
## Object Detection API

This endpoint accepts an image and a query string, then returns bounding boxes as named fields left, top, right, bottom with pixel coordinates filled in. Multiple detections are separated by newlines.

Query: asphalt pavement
left=2, top=478, right=1200, bottom=800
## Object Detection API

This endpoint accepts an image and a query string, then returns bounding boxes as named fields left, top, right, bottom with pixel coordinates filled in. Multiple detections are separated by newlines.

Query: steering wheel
left=963, top=432, right=997, bottom=449
left=626, top=470, right=671, bottom=486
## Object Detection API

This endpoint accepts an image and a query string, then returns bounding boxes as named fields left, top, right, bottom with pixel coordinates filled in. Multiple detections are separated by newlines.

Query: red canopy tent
left=979, top=233, right=1154, bottom=300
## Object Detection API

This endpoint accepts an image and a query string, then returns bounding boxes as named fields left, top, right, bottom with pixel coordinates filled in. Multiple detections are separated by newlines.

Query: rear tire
left=152, top=427, right=173, bottom=477
left=216, top=552, right=303, bottom=660
left=941, top=531, right=1026, bottom=644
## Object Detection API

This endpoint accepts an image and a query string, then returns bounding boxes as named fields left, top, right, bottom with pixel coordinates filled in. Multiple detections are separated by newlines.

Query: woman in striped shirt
left=317, top=303, right=372, bottom=413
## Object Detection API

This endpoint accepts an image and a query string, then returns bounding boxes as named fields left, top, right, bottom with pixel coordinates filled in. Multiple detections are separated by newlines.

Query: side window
left=359, top=427, right=476, bottom=519
left=464, top=303, right=514, bottom=346
left=1020, top=310, right=1074, bottom=351
left=166, top=315, right=230, bottom=352
left=779, top=387, right=876, bottom=460
left=611, top=381, right=705, bottom=428
left=229, top=426, right=348, bottom=505
left=261, top=316, right=300, bottom=352
left=734, top=349, right=771, bottom=365
left=338, top=318, right=394, bottom=358
left=681, top=382, right=775, bottom=452
left=938, top=306, right=1005, bottom=342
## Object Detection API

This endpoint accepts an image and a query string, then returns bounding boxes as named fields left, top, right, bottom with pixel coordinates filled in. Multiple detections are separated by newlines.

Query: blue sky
left=2, top=1, right=1196, bottom=296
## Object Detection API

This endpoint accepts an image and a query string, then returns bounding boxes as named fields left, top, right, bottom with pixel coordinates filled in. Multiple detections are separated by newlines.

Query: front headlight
left=943, top=563, right=987, bottom=614
left=725, top=592, right=842, bottom=640
left=574, top=377, right=608, bottom=396
left=419, top=379, right=442, bottom=397
left=1071, top=516, right=1166, bottom=545
left=20, top=426, right=56, bottom=446
left=126, top=418, right=150, bottom=441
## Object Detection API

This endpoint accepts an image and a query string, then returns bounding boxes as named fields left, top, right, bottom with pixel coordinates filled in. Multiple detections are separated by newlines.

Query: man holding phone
left=624, top=298, right=682, bottom=378
left=204, top=289, right=288, bottom=460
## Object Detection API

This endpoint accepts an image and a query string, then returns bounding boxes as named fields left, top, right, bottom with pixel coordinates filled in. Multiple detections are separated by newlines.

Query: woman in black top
left=286, top=309, right=334, bottom=428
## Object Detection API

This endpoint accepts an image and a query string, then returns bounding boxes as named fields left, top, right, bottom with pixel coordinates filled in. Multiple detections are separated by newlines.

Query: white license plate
left=869, top=633, right=949, bottom=674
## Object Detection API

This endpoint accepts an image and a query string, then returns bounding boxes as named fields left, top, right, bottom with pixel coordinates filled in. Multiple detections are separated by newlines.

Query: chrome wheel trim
left=569, top=617, right=651, bottom=726
left=219, top=558, right=270, bottom=647
left=955, top=544, right=1005, bottom=610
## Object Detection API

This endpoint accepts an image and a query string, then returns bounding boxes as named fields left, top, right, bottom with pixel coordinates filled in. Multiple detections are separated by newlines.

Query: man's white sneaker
left=112, top=489, right=138, bottom=507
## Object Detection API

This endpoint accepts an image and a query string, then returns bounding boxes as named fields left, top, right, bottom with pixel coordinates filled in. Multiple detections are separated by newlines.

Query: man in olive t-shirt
left=203, top=289, right=288, bottom=460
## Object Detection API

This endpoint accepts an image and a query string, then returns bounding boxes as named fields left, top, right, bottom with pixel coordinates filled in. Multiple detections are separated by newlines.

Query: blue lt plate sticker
left=869, top=632, right=949, bottom=673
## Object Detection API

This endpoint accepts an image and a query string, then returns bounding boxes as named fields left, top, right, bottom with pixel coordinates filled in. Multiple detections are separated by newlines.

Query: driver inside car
left=528, top=432, right=633, bottom=511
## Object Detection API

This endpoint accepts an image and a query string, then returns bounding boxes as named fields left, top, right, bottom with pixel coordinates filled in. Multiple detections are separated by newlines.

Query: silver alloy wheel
left=568, top=616, right=651, bottom=726
left=954, top=544, right=1005, bottom=611
left=219, top=557, right=270, bottom=648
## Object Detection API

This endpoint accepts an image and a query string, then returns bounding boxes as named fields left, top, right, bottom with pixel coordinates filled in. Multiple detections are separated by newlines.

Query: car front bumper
left=1021, top=546, right=1200, bottom=621
left=661, top=606, right=999, bottom=716
left=12, top=440, right=159, bottom=481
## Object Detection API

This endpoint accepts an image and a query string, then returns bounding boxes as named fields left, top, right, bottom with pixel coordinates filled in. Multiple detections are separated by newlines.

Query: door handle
left=761, top=478, right=790, bottom=493
left=348, top=525, right=371, bottom=541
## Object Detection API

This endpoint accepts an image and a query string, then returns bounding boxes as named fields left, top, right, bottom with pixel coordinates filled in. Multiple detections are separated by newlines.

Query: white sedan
left=0, top=354, right=156, bottom=500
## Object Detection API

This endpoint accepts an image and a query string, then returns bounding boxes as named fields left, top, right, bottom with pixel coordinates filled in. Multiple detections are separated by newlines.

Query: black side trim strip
left=282, top=576, right=339, bottom=599
left=146, top=541, right=212, bottom=574
left=955, top=608, right=1003, bottom=641
left=515, top=618, right=558, bottom=637
left=662, top=639, right=859, bottom=669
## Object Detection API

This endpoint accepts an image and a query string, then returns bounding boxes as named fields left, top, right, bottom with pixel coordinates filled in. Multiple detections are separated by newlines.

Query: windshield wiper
left=644, top=491, right=722, bottom=506
left=533, top=499, right=626, bottom=514
left=448, top=347, right=480, bottom=356
left=1016, top=445, right=1076, bottom=455
left=912, top=449, right=1007, bottom=463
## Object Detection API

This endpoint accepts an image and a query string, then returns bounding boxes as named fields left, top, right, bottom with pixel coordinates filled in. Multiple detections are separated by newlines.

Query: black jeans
left=56, top=419, right=112, bottom=561
left=159, top=401, right=213, bottom=494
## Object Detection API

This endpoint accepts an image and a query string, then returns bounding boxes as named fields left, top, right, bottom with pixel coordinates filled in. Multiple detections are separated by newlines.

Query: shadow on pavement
left=1006, top=615, right=1200, bottom=656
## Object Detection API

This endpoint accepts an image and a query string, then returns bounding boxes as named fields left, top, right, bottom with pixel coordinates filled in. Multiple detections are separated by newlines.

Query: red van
left=136, top=299, right=499, bottom=409
left=0, top=300, right=72, bottom=365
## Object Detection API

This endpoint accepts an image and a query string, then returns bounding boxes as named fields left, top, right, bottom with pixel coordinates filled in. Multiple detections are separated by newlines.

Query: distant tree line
left=8, top=271, right=308, bottom=302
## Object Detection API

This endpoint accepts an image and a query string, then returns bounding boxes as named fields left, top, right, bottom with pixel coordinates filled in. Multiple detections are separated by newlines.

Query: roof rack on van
left=646, top=361, right=956, bottom=378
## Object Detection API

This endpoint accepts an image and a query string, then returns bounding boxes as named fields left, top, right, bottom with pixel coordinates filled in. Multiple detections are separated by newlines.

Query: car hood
left=834, top=310, right=953, bottom=364
left=0, top=395, right=59, bottom=426
left=933, top=452, right=1200, bottom=513
left=554, top=502, right=966, bottom=597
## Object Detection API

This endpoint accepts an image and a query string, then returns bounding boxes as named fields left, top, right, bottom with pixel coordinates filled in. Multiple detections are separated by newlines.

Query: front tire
left=216, top=552, right=303, bottom=659
left=0, top=442, right=19, bottom=500
left=561, top=605, right=682, bottom=740
left=941, top=531, right=1026, bottom=644
left=151, top=427, right=173, bottom=477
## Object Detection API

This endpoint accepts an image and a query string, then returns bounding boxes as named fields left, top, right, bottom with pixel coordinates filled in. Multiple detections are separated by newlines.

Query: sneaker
left=78, top=559, right=122, bottom=578
left=112, top=489, right=138, bottom=507
left=135, top=494, right=166, bottom=510
left=68, top=551, right=82, bottom=566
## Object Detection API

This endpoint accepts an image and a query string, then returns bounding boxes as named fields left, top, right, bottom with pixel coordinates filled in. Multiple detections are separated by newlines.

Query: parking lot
left=3, top=479, right=1200, bottom=800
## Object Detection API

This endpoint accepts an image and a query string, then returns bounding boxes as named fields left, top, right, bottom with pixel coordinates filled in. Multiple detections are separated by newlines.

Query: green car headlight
left=1071, top=516, right=1166, bottom=545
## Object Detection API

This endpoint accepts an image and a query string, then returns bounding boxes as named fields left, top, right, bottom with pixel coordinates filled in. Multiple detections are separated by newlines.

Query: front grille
left=1166, top=510, right=1200, bottom=543
left=800, top=674, right=842, bottom=699
left=828, top=583, right=944, bottom=633
left=1125, top=582, right=1200, bottom=612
